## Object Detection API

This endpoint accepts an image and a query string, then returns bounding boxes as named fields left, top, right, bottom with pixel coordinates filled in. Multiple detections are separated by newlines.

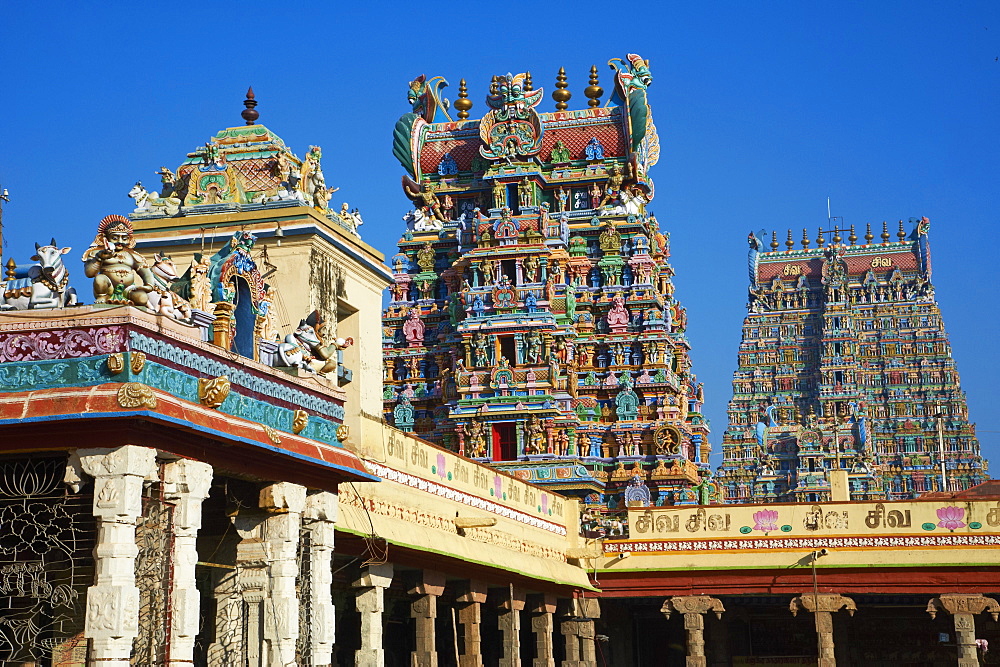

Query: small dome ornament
left=241, top=86, right=259, bottom=125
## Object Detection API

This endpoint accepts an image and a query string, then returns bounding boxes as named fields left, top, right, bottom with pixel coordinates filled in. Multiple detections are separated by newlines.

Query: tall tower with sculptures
left=381, top=56, right=718, bottom=513
left=716, top=219, right=987, bottom=503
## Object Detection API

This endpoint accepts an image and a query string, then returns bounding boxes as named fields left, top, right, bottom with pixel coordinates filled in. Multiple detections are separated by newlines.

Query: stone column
left=661, top=596, right=726, bottom=667
left=528, top=593, right=557, bottom=667
left=927, top=594, right=1000, bottom=667
left=162, top=459, right=213, bottom=667
left=560, top=597, right=600, bottom=667
left=409, top=570, right=446, bottom=666
left=303, top=491, right=339, bottom=666
left=78, top=445, right=159, bottom=666
left=259, top=482, right=306, bottom=666
left=789, top=593, right=856, bottom=667
left=352, top=563, right=394, bottom=667
left=455, top=580, right=488, bottom=667
left=495, top=587, right=526, bottom=667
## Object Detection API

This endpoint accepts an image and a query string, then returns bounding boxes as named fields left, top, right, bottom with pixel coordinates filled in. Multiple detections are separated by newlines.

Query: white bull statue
left=0, top=239, right=79, bottom=310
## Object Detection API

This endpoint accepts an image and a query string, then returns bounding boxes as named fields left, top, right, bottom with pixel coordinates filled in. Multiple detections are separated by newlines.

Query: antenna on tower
left=827, top=197, right=832, bottom=224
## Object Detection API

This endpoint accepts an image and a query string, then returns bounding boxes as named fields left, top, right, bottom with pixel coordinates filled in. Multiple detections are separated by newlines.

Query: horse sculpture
left=129, top=182, right=182, bottom=216
left=277, top=312, right=353, bottom=375
left=403, top=209, right=443, bottom=232
left=146, top=254, right=193, bottom=321
left=0, top=239, right=78, bottom=310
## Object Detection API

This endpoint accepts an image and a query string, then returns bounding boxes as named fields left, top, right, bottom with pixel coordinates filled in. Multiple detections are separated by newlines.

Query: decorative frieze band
left=605, top=533, right=1000, bottom=554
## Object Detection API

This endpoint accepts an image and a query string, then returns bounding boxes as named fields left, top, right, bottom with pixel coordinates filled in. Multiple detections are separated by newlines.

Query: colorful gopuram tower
left=717, top=219, right=987, bottom=503
left=382, top=57, right=716, bottom=511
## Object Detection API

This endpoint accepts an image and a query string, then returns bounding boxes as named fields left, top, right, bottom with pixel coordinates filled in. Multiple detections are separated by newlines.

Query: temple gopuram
left=716, top=220, right=988, bottom=503
left=381, top=57, right=714, bottom=513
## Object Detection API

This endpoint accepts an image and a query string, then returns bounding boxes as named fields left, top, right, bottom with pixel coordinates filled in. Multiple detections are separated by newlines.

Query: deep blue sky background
left=2, top=3, right=997, bottom=470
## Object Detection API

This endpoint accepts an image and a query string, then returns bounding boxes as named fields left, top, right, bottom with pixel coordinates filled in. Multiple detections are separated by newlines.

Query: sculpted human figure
left=82, top=214, right=155, bottom=306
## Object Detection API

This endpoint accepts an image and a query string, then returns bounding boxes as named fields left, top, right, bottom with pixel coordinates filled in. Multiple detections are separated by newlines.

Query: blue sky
left=2, top=2, right=997, bottom=469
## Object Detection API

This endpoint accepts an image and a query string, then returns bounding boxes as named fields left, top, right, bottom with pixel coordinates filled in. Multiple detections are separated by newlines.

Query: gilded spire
left=801, top=228, right=810, bottom=249
left=455, top=79, right=473, bottom=120
left=897, top=220, right=906, bottom=241
left=524, top=71, right=533, bottom=92
left=585, top=65, right=603, bottom=107
left=832, top=226, right=841, bottom=244
left=865, top=223, right=874, bottom=244
left=816, top=227, right=825, bottom=247
left=786, top=229, right=794, bottom=250
left=241, top=86, right=259, bottom=125
left=490, top=75, right=499, bottom=96
left=881, top=221, right=890, bottom=243
left=770, top=231, right=779, bottom=251
left=552, top=67, right=571, bottom=111
left=848, top=224, right=857, bottom=245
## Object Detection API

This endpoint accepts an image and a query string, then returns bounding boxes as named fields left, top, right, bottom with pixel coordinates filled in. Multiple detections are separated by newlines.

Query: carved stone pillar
left=789, top=593, right=856, bottom=667
left=353, top=563, right=394, bottom=667
left=528, top=593, right=557, bottom=667
left=303, top=491, right=339, bottom=666
left=496, top=588, right=526, bottom=667
left=162, top=459, right=213, bottom=667
left=409, top=570, right=446, bottom=666
left=78, top=446, right=159, bottom=666
left=560, top=597, right=600, bottom=667
left=260, top=482, right=306, bottom=666
left=927, top=594, right=1000, bottom=667
left=661, top=595, right=726, bottom=667
left=456, top=580, right=488, bottom=667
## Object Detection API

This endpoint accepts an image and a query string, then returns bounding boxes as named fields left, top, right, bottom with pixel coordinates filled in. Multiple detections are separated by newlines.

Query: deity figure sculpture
left=525, top=329, right=543, bottom=365
left=492, top=180, right=506, bottom=209
left=599, top=163, right=630, bottom=208
left=555, top=186, right=569, bottom=213
left=402, top=308, right=425, bottom=346
left=550, top=140, right=571, bottom=164
left=416, top=242, right=436, bottom=272
left=522, top=255, right=539, bottom=282
left=599, top=221, right=622, bottom=253
left=82, top=215, right=156, bottom=306
left=607, top=293, right=630, bottom=332
left=472, top=332, right=491, bottom=367
left=589, top=183, right=602, bottom=209
left=480, top=259, right=496, bottom=284
left=525, top=415, right=546, bottom=455
left=464, top=419, right=487, bottom=457
left=585, top=137, right=605, bottom=161
left=518, top=179, right=533, bottom=207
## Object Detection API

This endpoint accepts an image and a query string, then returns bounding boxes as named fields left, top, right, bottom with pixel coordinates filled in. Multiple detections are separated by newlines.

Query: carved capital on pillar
left=353, top=563, right=394, bottom=590
left=662, top=595, right=725, bottom=620
left=304, top=489, right=339, bottom=523
left=407, top=569, right=447, bottom=597
left=790, top=593, right=856, bottom=617
left=259, top=481, right=306, bottom=514
left=927, top=594, right=1000, bottom=621
left=78, top=446, right=158, bottom=520
left=527, top=592, right=558, bottom=615
left=455, top=579, right=488, bottom=604
left=492, top=586, right=526, bottom=611
left=163, top=460, right=213, bottom=535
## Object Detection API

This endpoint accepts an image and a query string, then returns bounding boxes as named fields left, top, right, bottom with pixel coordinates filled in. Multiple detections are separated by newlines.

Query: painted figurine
left=82, top=214, right=156, bottom=307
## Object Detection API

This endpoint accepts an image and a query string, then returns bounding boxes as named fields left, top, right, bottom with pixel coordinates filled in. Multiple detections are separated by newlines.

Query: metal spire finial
left=241, top=86, right=259, bottom=125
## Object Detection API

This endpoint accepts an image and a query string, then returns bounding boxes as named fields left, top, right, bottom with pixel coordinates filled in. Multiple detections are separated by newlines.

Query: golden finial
left=881, top=221, right=890, bottom=243
left=786, top=229, right=794, bottom=250
left=801, top=228, right=810, bottom=249
left=552, top=67, right=571, bottom=111
left=848, top=224, right=857, bottom=245
left=832, top=226, right=841, bottom=244
left=816, top=227, right=825, bottom=247
left=585, top=65, right=603, bottom=108
left=490, top=75, right=499, bottom=96
left=455, top=78, right=473, bottom=120
left=241, top=86, right=259, bottom=125
left=865, top=223, right=874, bottom=244
left=770, top=231, right=779, bottom=251
left=897, top=220, right=906, bottom=241
left=524, top=71, right=533, bottom=92
left=4, top=258, right=15, bottom=281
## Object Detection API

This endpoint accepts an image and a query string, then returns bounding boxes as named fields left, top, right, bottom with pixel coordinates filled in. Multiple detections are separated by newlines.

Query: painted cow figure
left=0, top=239, right=78, bottom=310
